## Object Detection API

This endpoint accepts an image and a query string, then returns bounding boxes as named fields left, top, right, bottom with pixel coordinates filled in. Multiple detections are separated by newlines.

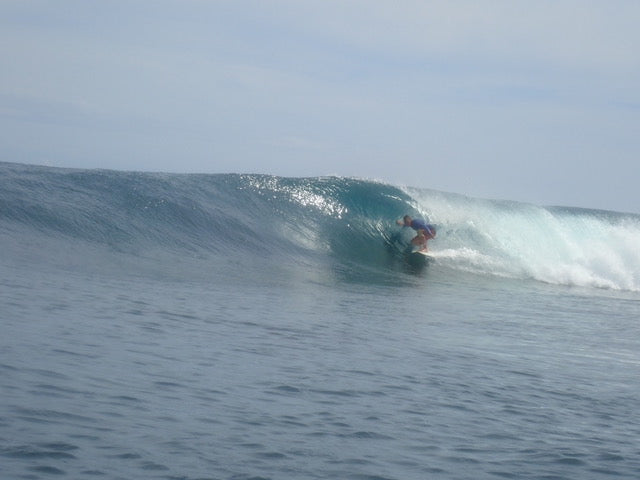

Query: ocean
left=1, top=161, right=639, bottom=480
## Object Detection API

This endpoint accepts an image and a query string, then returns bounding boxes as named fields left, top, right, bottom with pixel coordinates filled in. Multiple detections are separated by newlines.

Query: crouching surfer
left=396, top=215, right=436, bottom=252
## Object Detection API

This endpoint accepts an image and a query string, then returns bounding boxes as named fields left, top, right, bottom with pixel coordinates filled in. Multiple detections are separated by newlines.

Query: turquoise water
left=2, top=162, right=640, bottom=479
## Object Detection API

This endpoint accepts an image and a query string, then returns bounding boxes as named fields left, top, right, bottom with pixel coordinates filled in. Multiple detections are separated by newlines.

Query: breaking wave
left=2, top=162, right=639, bottom=291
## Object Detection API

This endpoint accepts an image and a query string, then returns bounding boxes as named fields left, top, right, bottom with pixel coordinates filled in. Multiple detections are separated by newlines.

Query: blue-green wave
left=2, top=162, right=639, bottom=291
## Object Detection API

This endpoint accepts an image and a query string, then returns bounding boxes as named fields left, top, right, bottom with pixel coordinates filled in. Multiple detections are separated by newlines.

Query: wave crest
left=2, top=162, right=639, bottom=292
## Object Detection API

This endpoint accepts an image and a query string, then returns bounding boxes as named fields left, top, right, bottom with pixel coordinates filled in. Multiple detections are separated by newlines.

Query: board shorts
left=420, top=224, right=436, bottom=238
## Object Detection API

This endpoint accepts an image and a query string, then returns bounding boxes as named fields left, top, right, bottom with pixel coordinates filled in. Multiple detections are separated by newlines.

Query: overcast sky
left=2, top=1, right=639, bottom=212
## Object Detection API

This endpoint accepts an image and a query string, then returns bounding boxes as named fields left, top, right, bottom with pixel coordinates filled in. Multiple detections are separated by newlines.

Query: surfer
left=397, top=215, right=436, bottom=251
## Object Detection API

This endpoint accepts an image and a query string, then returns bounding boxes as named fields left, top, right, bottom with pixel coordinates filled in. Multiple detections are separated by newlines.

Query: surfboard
left=410, top=247, right=434, bottom=259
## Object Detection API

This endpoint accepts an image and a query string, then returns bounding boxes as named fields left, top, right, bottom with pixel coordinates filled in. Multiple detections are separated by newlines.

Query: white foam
left=406, top=187, right=640, bottom=291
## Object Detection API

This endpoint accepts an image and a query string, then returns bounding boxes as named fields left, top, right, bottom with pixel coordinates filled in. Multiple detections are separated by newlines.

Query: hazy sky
left=2, top=1, right=639, bottom=212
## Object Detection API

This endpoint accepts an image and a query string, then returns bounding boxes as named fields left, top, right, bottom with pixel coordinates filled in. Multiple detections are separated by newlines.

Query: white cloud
left=261, top=1, right=640, bottom=69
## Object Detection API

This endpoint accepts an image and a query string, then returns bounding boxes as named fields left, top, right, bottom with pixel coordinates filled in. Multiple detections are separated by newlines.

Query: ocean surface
left=1, top=161, right=639, bottom=480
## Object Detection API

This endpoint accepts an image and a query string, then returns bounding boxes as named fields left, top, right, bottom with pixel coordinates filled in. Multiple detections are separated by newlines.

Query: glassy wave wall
left=2, top=162, right=639, bottom=291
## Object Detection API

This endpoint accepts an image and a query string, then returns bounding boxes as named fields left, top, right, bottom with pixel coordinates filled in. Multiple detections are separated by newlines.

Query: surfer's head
left=403, top=215, right=412, bottom=226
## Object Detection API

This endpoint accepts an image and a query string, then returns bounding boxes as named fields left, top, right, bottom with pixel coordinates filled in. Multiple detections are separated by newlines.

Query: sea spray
left=406, top=186, right=640, bottom=290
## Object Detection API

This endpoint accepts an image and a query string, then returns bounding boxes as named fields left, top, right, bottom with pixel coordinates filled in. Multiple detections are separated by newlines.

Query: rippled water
left=2, top=259, right=640, bottom=480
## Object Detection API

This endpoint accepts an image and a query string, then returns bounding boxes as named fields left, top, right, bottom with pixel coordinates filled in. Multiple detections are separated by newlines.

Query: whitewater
left=2, top=161, right=640, bottom=480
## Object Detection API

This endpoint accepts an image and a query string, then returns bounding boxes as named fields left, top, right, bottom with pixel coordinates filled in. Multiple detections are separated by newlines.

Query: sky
left=1, top=0, right=639, bottom=213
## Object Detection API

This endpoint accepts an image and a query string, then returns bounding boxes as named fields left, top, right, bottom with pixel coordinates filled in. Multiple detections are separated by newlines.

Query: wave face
left=2, top=162, right=639, bottom=291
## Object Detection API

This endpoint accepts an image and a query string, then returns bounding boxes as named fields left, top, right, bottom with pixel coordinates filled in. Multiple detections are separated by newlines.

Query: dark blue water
left=2, top=162, right=640, bottom=479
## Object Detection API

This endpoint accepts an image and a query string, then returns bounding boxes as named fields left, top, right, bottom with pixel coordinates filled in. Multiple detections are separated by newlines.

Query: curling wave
left=2, top=162, right=639, bottom=291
